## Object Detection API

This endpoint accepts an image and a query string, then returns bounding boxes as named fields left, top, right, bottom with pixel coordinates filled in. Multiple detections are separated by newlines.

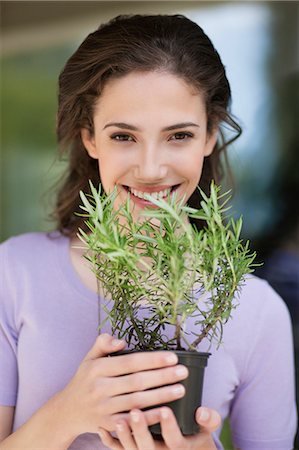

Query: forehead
left=94, top=71, right=206, bottom=122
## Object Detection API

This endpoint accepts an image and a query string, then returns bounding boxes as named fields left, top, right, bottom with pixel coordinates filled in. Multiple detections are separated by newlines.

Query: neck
left=69, top=235, right=98, bottom=293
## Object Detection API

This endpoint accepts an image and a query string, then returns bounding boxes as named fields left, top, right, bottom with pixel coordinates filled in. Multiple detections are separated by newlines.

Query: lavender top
left=0, top=232, right=297, bottom=449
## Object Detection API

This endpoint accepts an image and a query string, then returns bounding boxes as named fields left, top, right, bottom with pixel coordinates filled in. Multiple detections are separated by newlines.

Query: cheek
left=178, top=152, right=205, bottom=181
left=97, top=155, right=125, bottom=184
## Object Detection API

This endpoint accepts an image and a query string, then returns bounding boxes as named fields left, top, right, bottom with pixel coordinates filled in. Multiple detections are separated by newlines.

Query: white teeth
left=128, top=187, right=172, bottom=200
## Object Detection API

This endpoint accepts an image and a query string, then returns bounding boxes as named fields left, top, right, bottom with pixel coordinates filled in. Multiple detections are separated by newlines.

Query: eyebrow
left=103, top=122, right=200, bottom=131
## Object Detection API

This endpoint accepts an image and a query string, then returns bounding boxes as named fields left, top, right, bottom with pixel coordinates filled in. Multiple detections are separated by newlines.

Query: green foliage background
left=1, top=48, right=69, bottom=240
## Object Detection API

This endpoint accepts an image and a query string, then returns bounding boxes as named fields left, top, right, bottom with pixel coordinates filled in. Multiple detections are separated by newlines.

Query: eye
left=170, top=132, right=194, bottom=141
left=110, top=133, right=135, bottom=142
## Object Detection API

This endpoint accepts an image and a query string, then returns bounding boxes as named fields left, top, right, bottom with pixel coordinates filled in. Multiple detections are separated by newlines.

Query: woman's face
left=81, top=71, right=217, bottom=219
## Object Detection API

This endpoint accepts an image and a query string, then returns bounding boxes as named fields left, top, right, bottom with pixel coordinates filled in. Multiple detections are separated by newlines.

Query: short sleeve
left=230, top=283, right=297, bottom=449
left=0, top=240, right=19, bottom=406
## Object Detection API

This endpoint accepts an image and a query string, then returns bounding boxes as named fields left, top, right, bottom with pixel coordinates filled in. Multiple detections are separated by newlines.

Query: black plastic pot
left=111, top=349, right=210, bottom=436
left=150, top=350, right=210, bottom=436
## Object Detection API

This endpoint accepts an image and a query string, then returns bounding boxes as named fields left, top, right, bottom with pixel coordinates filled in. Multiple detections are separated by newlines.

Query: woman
left=0, top=14, right=296, bottom=450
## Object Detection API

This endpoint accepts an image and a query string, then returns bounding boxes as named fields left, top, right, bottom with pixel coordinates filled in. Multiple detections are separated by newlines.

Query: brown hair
left=54, top=14, right=241, bottom=235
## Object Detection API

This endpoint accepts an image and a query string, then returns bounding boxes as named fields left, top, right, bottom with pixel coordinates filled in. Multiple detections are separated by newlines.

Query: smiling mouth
left=122, top=184, right=180, bottom=201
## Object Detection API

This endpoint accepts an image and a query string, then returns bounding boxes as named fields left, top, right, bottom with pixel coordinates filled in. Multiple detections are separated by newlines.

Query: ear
left=203, top=129, right=218, bottom=157
left=81, top=128, right=98, bottom=159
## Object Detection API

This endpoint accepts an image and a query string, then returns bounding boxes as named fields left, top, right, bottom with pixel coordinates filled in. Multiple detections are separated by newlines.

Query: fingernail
left=172, top=385, right=185, bottom=396
left=166, top=353, right=178, bottom=365
left=175, top=365, right=188, bottom=377
left=112, top=339, right=123, bottom=346
left=130, top=410, right=140, bottom=423
left=116, top=422, right=125, bottom=432
left=198, top=408, right=210, bottom=421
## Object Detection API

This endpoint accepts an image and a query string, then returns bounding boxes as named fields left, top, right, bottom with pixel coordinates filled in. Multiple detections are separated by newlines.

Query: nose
left=133, top=145, right=168, bottom=182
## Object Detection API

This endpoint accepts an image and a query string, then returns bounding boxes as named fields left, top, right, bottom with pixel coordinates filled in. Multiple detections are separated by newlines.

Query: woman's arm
left=0, top=407, right=14, bottom=442
left=0, top=396, right=76, bottom=450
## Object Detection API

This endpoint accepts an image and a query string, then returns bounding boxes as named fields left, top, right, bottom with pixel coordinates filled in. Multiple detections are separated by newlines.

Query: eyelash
left=110, top=133, right=134, bottom=142
left=110, top=132, right=194, bottom=142
left=170, top=132, right=194, bottom=141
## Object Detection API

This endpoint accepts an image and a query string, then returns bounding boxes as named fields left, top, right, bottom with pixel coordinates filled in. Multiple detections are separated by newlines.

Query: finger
left=113, top=406, right=162, bottom=429
left=98, top=350, right=178, bottom=377
left=115, top=420, right=138, bottom=450
left=108, top=383, right=185, bottom=414
left=98, top=428, right=123, bottom=450
left=84, top=334, right=125, bottom=361
left=129, top=409, right=156, bottom=450
left=195, top=407, right=221, bottom=433
left=159, top=407, right=185, bottom=449
left=103, top=364, right=188, bottom=395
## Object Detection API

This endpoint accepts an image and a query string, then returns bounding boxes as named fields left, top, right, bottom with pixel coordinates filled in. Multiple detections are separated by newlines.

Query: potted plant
left=78, top=181, right=256, bottom=435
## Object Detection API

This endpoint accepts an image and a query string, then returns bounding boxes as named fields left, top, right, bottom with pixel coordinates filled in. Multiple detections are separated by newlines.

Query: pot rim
left=111, top=349, right=211, bottom=357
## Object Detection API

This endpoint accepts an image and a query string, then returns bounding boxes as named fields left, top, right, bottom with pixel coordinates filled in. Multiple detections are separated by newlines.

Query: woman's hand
left=55, top=334, right=189, bottom=439
left=98, top=406, right=221, bottom=450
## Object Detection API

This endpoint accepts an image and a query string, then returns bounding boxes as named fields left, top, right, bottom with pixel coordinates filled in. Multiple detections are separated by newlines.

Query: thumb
left=195, top=407, right=221, bottom=434
left=84, top=333, right=125, bottom=361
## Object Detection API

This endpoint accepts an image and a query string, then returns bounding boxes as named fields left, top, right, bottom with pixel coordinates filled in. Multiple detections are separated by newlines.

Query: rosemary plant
left=78, top=181, right=256, bottom=351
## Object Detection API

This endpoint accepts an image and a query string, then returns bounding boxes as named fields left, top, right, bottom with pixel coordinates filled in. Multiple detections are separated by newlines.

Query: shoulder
left=230, top=275, right=293, bottom=369
left=220, top=275, right=293, bottom=365
left=0, top=231, right=67, bottom=263
left=234, top=274, right=291, bottom=324
left=0, top=231, right=71, bottom=316
left=0, top=231, right=69, bottom=284
left=1, top=230, right=62, bottom=251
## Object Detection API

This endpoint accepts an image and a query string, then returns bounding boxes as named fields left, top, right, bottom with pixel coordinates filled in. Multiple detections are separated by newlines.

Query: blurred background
left=1, top=1, right=298, bottom=242
left=1, top=1, right=298, bottom=447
